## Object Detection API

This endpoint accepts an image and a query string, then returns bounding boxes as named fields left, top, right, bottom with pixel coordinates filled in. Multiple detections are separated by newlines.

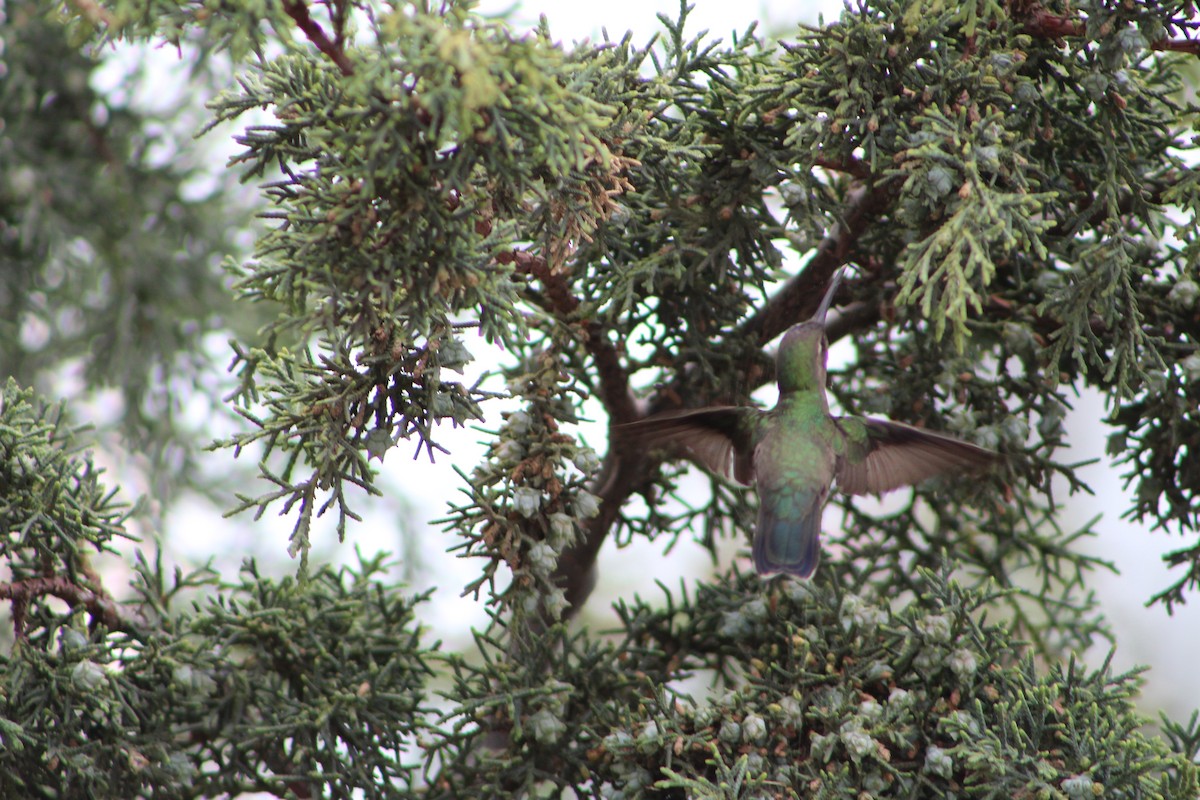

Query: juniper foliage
left=2, top=0, right=1199, bottom=797
left=0, top=1, right=256, bottom=504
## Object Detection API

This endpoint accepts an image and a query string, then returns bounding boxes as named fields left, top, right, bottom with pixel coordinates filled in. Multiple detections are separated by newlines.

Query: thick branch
left=1022, top=8, right=1200, bottom=56
left=0, top=575, right=148, bottom=638
left=1021, top=9, right=1084, bottom=40
left=740, top=183, right=892, bottom=346
left=814, top=156, right=872, bottom=181
left=1155, top=38, right=1200, bottom=55
left=509, top=249, right=639, bottom=422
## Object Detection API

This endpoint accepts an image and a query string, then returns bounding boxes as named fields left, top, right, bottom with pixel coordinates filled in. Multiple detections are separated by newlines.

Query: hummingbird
left=616, top=270, right=998, bottom=578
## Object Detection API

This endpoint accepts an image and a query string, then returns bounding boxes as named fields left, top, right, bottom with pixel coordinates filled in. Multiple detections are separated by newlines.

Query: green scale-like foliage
left=1, top=380, right=436, bottom=797
left=3, top=0, right=1200, bottom=797
left=432, top=568, right=1196, bottom=799
left=0, top=2, right=258, bottom=506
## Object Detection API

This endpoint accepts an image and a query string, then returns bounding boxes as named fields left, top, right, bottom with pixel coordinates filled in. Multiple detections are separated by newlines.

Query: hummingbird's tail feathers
left=752, top=496, right=822, bottom=579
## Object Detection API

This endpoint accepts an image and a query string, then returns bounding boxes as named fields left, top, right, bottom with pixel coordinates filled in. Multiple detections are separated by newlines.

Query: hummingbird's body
left=750, top=393, right=837, bottom=575
left=617, top=270, right=998, bottom=578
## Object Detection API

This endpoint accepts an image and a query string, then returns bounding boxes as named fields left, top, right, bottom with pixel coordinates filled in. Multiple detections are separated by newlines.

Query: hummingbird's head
left=776, top=320, right=827, bottom=393
left=775, top=270, right=843, bottom=394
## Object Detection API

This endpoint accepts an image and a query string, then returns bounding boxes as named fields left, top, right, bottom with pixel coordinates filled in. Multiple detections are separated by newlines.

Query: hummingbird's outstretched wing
left=833, top=417, right=999, bottom=496
left=612, top=407, right=760, bottom=484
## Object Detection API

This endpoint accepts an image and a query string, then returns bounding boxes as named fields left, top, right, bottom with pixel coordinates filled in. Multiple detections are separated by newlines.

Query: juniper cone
left=616, top=270, right=999, bottom=577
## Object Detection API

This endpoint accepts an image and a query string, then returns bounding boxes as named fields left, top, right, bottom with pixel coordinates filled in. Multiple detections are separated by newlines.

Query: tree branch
left=509, top=249, right=639, bottom=422
left=1020, top=9, right=1084, bottom=40
left=1154, top=38, right=1200, bottom=55
left=282, top=0, right=355, bottom=77
left=740, top=183, right=893, bottom=346
left=0, top=575, right=149, bottom=638
left=504, top=248, right=642, bottom=611
left=1021, top=8, right=1200, bottom=56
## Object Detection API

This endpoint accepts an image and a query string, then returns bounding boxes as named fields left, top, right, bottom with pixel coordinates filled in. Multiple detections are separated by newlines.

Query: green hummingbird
left=617, top=270, right=998, bottom=578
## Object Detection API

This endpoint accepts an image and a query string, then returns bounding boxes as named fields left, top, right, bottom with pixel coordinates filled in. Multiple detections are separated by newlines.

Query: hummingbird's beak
left=812, top=268, right=844, bottom=324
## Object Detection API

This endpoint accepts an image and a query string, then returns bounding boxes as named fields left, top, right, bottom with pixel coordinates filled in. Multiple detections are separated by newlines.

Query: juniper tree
left=2, top=0, right=1199, bottom=798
